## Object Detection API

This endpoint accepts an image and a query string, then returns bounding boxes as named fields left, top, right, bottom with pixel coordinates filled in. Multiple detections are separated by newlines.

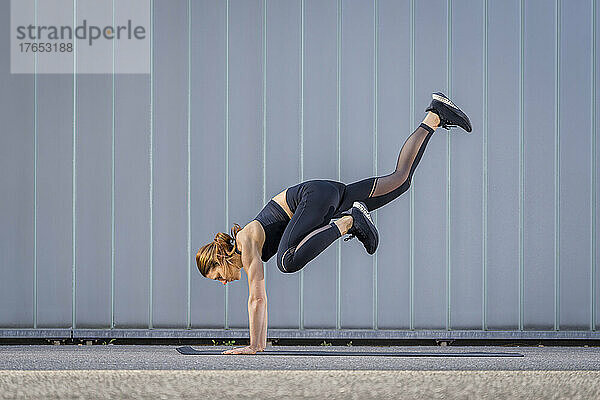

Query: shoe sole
left=432, top=93, right=459, bottom=108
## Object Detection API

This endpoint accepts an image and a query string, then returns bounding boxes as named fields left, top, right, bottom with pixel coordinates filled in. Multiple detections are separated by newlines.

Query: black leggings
left=277, top=123, right=435, bottom=273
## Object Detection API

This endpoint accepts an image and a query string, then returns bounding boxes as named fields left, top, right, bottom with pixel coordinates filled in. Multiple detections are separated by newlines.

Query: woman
left=196, top=92, right=471, bottom=354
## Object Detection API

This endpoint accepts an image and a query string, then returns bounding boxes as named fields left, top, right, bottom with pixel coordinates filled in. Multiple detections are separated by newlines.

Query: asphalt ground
left=1, top=345, right=599, bottom=399
left=0, top=345, right=598, bottom=370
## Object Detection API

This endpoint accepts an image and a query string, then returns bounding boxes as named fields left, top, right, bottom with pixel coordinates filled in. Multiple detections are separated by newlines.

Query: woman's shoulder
left=238, top=221, right=265, bottom=252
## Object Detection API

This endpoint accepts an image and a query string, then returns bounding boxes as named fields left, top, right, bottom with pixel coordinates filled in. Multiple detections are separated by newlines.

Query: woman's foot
left=425, top=92, right=472, bottom=132
left=343, top=202, right=379, bottom=255
left=334, top=215, right=354, bottom=235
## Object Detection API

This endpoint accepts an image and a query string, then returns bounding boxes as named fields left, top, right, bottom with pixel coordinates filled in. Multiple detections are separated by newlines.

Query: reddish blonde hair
left=196, top=224, right=242, bottom=278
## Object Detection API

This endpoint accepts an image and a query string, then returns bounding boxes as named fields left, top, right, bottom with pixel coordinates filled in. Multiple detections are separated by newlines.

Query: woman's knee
left=277, top=247, right=303, bottom=273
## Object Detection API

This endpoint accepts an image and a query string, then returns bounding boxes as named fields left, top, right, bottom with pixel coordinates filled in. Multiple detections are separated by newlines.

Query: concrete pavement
left=0, top=345, right=598, bottom=371
left=1, top=345, right=599, bottom=399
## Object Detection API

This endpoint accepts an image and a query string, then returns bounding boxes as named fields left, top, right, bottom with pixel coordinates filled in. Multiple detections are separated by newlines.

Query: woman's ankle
left=334, top=215, right=353, bottom=236
left=422, top=111, right=440, bottom=130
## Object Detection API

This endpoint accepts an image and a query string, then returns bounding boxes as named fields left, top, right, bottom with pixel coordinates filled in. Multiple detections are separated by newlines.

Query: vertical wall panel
left=74, top=1, right=112, bottom=328
left=559, top=0, right=591, bottom=329
left=595, top=0, right=599, bottom=331
left=113, top=72, right=151, bottom=328
left=264, top=0, right=301, bottom=328
left=113, top=0, right=151, bottom=328
left=190, top=0, right=227, bottom=329
left=376, top=0, right=411, bottom=329
left=74, top=74, right=112, bottom=328
left=0, top=0, right=34, bottom=327
left=302, top=0, right=339, bottom=328
left=35, top=1, right=74, bottom=328
left=523, top=0, right=556, bottom=330
left=152, top=0, right=189, bottom=328
left=487, top=0, right=520, bottom=329
left=227, top=0, right=264, bottom=328
left=449, top=0, right=484, bottom=329
left=412, top=0, right=448, bottom=330
left=339, top=0, right=374, bottom=328
left=36, top=80, right=73, bottom=328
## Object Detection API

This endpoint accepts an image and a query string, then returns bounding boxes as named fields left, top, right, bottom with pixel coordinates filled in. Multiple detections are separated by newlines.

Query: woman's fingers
left=221, top=346, right=258, bottom=355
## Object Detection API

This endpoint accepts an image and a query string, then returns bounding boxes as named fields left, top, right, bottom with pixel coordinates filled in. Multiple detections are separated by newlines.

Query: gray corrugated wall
left=0, top=0, right=599, bottom=332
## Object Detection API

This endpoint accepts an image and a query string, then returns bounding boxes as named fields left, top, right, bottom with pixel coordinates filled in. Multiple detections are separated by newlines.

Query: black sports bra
left=253, top=200, right=290, bottom=262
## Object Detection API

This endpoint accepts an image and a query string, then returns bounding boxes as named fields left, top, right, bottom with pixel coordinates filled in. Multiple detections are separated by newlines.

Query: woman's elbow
left=249, top=296, right=266, bottom=306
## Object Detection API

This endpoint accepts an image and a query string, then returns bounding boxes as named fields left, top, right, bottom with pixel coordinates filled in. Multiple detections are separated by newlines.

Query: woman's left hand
left=222, top=346, right=262, bottom=355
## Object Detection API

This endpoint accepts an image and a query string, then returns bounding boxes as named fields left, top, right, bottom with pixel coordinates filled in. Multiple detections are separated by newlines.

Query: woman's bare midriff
left=272, top=190, right=293, bottom=219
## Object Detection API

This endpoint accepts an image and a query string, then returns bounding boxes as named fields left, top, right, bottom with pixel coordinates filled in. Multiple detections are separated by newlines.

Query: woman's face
left=206, top=262, right=242, bottom=285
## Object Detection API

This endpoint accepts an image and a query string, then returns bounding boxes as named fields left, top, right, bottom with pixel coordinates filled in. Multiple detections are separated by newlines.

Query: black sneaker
left=425, top=92, right=472, bottom=132
left=342, top=202, right=379, bottom=255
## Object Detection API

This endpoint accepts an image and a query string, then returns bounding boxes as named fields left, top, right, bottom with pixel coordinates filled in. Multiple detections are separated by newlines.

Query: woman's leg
left=278, top=113, right=439, bottom=273
left=339, top=113, right=439, bottom=213
left=277, top=182, right=349, bottom=273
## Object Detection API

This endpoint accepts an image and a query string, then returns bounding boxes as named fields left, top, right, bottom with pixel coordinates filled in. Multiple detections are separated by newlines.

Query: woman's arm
left=247, top=261, right=267, bottom=350
left=248, top=282, right=267, bottom=351
left=223, top=234, right=266, bottom=355
left=260, top=294, right=268, bottom=348
left=257, top=263, right=268, bottom=349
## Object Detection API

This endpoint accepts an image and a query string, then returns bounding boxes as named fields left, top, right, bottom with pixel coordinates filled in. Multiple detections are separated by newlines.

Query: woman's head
left=196, top=224, right=243, bottom=285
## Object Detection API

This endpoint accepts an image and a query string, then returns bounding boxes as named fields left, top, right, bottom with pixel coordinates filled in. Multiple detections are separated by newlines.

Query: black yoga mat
left=176, top=346, right=523, bottom=357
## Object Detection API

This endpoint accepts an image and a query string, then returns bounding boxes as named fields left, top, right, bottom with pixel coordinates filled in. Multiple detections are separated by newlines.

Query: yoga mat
left=176, top=346, right=524, bottom=357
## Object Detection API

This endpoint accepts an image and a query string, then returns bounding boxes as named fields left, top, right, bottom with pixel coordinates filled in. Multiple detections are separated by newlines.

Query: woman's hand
left=222, top=345, right=263, bottom=355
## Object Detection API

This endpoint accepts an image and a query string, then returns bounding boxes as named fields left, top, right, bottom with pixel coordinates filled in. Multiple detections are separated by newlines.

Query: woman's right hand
left=222, top=345, right=263, bottom=355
